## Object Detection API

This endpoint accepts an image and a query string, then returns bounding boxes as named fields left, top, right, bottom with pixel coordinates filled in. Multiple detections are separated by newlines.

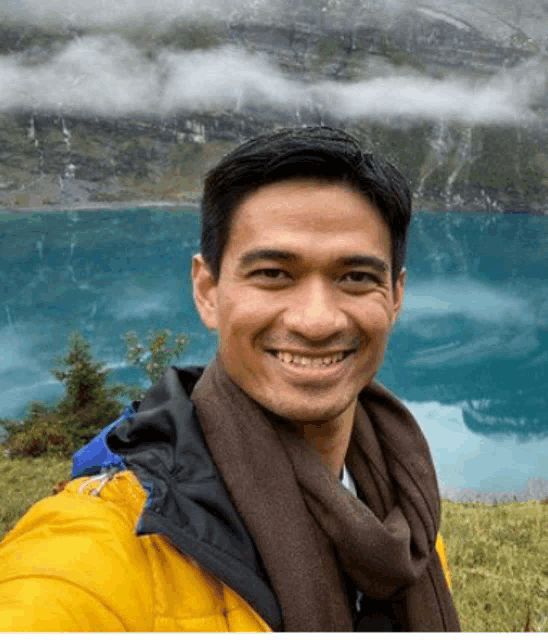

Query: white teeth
left=273, top=351, right=347, bottom=367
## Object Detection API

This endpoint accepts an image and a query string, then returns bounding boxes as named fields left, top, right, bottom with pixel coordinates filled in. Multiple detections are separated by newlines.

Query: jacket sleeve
left=0, top=476, right=155, bottom=632
left=0, top=577, right=127, bottom=631
left=435, top=533, right=452, bottom=592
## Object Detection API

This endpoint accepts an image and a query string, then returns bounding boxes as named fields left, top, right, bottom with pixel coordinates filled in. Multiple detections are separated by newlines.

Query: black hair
left=200, top=125, right=411, bottom=287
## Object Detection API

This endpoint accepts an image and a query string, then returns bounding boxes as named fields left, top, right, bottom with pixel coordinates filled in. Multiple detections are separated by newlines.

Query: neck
left=298, top=397, right=357, bottom=478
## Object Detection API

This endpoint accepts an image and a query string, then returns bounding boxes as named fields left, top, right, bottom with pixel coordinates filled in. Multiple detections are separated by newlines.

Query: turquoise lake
left=0, top=207, right=547, bottom=497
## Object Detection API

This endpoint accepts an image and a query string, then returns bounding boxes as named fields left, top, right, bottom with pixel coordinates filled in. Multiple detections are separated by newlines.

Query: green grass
left=1, top=446, right=547, bottom=632
left=0, top=445, right=73, bottom=541
left=441, top=498, right=548, bottom=632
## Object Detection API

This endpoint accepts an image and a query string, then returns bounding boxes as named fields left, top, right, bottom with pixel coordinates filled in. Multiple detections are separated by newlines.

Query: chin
left=261, top=398, right=347, bottom=424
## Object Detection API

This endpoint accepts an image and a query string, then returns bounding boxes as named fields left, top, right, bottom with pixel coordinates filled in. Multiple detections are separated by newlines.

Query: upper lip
left=267, top=349, right=355, bottom=357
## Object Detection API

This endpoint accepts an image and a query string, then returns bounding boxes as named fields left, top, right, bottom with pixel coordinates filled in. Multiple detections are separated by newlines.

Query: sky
left=0, top=0, right=546, bottom=124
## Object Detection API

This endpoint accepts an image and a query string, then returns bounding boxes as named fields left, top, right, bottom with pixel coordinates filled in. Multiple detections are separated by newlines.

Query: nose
left=281, top=276, right=349, bottom=341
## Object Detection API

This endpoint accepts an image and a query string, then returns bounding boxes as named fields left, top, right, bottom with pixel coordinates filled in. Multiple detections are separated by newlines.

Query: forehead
left=225, top=179, right=391, bottom=262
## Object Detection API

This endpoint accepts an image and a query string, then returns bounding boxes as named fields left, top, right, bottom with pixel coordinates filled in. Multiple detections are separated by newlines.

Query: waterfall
left=61, top=117, right=72, bottom=151
left=415, top=119, right=451, bottom=200
left=444, top=125, right=473, bottom=207
left=65, top=163, right=76, bottom=180
left=61, top=117, right=75, bottom=179
left=59, top=116, right=77, bottom=205
left=27, top=114, right=38, bottom=148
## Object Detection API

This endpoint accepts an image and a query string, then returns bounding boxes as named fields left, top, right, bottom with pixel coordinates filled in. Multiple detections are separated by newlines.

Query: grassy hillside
left=1, top=443, right=547, bottom=632
left=443, top=497, right=548, bottom=631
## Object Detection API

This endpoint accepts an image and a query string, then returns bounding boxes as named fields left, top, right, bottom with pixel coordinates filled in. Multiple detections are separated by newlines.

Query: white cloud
left=160, top=46, right=306, bottom=112
left=0, top=35, right=162, bottom=116
left=401, top=278, right=536, bottom=325
left=0, top=35, right=544, bottom=123
left=404, top=399, right=548, bottom=492
left=109, top=284, right=172, bottom=319
left=317, top=74, right=535, bottom=123
left=0, top=325, right=40, bottom=374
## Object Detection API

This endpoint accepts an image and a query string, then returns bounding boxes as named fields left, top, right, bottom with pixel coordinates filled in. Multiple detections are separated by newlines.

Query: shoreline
left=438, top=481, right=548, bottom=505
left=0, top=199, right=202, bottom=215
left=2, top=200, right=546, bottom=216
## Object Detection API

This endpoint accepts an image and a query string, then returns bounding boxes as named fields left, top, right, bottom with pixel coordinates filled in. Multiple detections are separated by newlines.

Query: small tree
left=5, top=331, right=128, bottom=458
left=51, top=331, right=127, bottom=416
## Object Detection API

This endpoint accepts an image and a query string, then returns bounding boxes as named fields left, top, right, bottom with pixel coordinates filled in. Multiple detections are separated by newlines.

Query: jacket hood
left=71, top=365, right=282, bottom=632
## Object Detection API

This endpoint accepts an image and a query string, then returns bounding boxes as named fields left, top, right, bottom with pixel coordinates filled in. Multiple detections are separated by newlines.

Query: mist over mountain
left=0, top=0, right=547, bottom=211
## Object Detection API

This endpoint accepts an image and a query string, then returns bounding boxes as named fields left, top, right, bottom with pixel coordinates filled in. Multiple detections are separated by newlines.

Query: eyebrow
left=237, top=248, right=389, bottom=274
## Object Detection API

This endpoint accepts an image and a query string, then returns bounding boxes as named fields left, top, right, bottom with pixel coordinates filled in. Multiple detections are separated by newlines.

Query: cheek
left=216, top=291, right=275, bottom=340
left=356, top=298, right=394, bottom=333
left=221, top=286, right=281, bottom=318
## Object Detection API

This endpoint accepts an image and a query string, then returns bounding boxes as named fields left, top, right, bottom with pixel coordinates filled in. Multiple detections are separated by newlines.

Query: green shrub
left=6, top=411, right=75, bottom=459
left=2, top=327, right=189, bottom=460
left=123, top=328, right=188, bottom=387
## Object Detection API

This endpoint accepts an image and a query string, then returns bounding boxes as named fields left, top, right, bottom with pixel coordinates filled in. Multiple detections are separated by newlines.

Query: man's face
left=192, top=178, right=405, bottom=427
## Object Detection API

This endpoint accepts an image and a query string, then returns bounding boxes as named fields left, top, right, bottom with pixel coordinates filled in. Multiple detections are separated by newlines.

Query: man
left=0, top=126, right=460, bottom=632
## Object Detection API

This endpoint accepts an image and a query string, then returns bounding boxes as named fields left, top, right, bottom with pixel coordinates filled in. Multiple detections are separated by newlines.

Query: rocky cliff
left=0, top=0, right=547, bottom=212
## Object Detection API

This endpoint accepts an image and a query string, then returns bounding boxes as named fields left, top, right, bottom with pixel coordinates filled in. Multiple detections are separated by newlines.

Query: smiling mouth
left=266, top=349, right=355, bottom=368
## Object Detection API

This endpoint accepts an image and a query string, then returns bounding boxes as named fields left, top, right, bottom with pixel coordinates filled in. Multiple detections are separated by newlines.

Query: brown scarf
left=191, top=352, right=461, bottom=631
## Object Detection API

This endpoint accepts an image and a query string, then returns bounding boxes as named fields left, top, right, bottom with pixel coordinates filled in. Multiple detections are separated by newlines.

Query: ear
left=392, top=267, right=406, bottom=324
left=191, top=253, right=219, bottom=331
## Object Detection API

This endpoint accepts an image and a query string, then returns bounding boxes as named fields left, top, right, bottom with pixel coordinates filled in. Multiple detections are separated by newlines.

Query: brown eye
left=251, top=269, right=289, bottom=279
left=341, top=272, right=379, bottom=284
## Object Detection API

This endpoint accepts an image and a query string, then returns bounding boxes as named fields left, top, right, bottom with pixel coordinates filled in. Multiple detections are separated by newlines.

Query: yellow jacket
left=0, top=366, right=453, bottom=632
left=0, top=468, right=452, bottom=632
left=0, top=470, right=271, bottom=632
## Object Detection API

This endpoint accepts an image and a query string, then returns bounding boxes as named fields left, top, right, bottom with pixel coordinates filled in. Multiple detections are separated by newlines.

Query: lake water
left=1, top=207, right=547, bottom=500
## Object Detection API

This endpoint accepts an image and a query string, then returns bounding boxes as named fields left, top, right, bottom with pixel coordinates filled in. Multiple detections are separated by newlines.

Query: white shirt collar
left=340, top=464, right=357, bottom=497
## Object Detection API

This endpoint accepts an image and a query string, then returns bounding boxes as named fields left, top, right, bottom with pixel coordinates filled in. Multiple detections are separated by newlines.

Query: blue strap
left=71, top=403, right=137, bottom=479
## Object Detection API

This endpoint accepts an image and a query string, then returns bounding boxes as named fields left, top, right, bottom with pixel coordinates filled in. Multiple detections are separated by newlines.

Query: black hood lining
left=106, top=365, right=282, bottom=631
